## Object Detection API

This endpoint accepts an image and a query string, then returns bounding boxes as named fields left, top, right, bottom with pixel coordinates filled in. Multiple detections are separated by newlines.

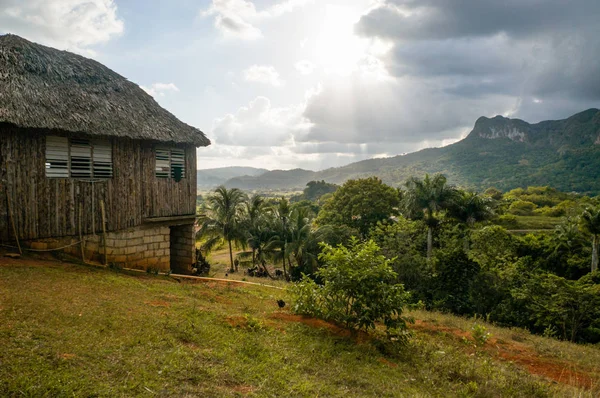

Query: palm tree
left=448, top=191, right=494, bottom=252
left=273, top=197, right=292, bottom=280
left=580, top=207, right=600, bottom=272
left=242, top=194, right=266, bottom=266
left=285, top=207, right=330, bottom=277
left=403, top=174, right=457, bottom=262
left=196, top=186, right=247, bottom=273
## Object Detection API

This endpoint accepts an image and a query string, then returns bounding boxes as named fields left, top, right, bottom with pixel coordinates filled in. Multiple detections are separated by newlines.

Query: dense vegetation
left=224, top=109, right=600, bottom=195
left=198, top=176, right=600, bottom=344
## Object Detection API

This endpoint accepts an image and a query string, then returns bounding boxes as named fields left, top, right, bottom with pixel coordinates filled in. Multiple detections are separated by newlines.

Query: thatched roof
left=0, top=34, right=210, bottom=146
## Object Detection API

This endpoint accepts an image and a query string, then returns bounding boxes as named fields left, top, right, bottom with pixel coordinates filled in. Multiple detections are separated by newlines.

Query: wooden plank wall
left=0, top=125, right=197, bottom=241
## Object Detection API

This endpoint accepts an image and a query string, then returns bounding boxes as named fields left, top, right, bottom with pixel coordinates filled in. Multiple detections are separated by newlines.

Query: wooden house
left=0, top=34, right=210, bottom=273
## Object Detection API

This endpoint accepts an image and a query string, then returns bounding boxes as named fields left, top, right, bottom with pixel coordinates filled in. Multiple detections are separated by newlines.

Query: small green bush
left=497, top=214, right=518, bottom=228
left=471, top=323, right=491, bottom=345
left=508, top=200, right=537, bottom=216
left=290, top=238, right=411, bottom=340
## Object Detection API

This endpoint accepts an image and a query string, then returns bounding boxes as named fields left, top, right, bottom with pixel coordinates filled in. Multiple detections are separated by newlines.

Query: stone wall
left=169, top=224, right=195, bottom=274
left=24, top=225, right=172, bottom=271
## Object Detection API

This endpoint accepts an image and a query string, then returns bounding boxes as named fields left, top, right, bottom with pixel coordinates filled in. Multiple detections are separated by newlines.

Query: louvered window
left=70, top=138, right=92, bottom=178
left=92, top=141, right=113, bottom=178
left=155, top=147, right=186, bottom=181
left=45, top=136, right=113, bottom=179
left=45, top=136, right=70, bottom=178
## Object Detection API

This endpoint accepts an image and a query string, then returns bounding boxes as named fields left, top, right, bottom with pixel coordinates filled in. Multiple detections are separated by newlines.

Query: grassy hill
left=2, top=256, right=599, bottom=397
left=224, top=109, right=600, bottom=194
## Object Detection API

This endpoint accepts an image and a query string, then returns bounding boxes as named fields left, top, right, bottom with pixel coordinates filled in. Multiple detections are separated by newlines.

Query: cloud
left=201, top=0, right=311, bottom=40
left=243, top=65, right=284, bottom=86
left=354, top=0, right=600, bottom=106
left=141, top=83, right=180, bottom=98
left=210, top=96, right=310, bottom=146
left=356, top=0, right=600, bottom=42
left=292, top=0, right=600, bottom=156
left=0, top=0, right=124, bottom=53
left=295, top=60, right=315, bottom=75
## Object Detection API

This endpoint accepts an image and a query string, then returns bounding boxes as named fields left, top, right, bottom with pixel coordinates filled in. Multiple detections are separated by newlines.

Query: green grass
left=1, top=256, right=599, bottom=397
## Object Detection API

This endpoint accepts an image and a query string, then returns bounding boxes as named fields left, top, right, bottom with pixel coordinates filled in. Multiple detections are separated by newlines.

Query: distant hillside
left=225, top=168, right=316, bottom=191
left=197, top=167, right=268, bottom=189
left=224, top=109, right=600, bottom=194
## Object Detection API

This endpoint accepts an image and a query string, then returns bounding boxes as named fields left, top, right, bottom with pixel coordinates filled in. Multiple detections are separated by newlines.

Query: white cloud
left=141, top=83, right=180, bottom=97
left=210, top=96, right=310, bottom=146
left=0, top=0, right=123, bottom=53
left=295, top=60, right=315, bottom=75
left=243, top=65, right=284, bottom=86
left=201, top=0, right=311, bottom=40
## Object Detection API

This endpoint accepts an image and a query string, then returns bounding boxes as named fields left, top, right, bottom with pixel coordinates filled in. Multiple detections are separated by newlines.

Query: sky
left=2, top=0, right=600, bottom=171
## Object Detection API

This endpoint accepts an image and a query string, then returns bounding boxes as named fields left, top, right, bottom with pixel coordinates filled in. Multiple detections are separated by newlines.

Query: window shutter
left=70, top=138, right=92, bottom=178
left=45, top=136, right=69, bottom=178
left=171, top=148, right=185, bottom=180
left=155, top=148, right=170, bottom=178
left=92, top=140, right=113, bottom=178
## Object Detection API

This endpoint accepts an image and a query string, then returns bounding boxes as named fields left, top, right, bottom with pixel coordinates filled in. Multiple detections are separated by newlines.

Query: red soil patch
left=378, top=357, right=398, bottom=368
left=225, top=316, right=248, bottom=328
left=268, top=312, right=371, bottom=343
left=410, top=320, right=596, bottom=389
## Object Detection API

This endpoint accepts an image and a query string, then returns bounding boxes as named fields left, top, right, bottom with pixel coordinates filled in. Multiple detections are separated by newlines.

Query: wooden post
left=6, top=187, right=22, bottom=255
left=100, top=199, right=107, bottom=265
left=78, top=206, right=85, bottom=262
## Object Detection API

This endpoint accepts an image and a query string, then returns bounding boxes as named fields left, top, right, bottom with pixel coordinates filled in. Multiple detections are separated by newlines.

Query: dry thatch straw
left=0, top=34, right=209, bottom=147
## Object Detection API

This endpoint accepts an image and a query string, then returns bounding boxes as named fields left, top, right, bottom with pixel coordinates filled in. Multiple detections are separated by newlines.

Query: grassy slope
left=1, top=256, right=599, bottom=397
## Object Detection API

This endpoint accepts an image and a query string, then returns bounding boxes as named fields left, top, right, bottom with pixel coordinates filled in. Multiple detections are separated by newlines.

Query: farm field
left=1, top=255, right=599, bottom=397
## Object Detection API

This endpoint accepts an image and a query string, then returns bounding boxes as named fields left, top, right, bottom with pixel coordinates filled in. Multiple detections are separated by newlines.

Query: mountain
left=223, top=109, right=600, bottom=194
left=197, top=167, right=268, bottom=190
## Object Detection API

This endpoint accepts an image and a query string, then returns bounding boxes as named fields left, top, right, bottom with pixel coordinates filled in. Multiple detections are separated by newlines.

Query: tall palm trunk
left=426, top=226, right=433, bottom=263
left=592, top=234, right=599, bottom=273
left=228, top=239, right=234, bottom=273
left=282, top=242, right=288, bottom=280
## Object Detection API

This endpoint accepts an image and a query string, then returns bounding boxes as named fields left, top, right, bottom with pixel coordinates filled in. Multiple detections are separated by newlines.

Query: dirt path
left=411, top=320, right=595, bottom=390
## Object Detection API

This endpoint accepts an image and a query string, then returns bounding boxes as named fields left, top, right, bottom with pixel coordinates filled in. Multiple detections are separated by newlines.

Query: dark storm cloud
left=300, top=0, right=600, bottom=149
left=356, top=0, right=600, bottom=41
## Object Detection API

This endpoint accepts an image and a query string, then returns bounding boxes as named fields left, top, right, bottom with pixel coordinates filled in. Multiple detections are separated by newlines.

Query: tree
left=580, top=206, right=600, bottom=272
left=196, top=186, right=247, bottom=273
left=271, top=197, right=293, bottom=280
left=290, top=239, right=410, bottom=337
left=285, top=207, right=335, bottom=279
left=316, top=177, right=400, bottom=237
left=291, top=180, right=338, bottom=203
left=241, top=194, right=267, bottom=266
left=447, top=191, right=495, bottom=252
left=403, top=174, right=458, bottom=262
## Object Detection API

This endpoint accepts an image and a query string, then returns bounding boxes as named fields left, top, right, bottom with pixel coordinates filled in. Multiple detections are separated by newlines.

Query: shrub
left=471, top=323, right=491, bottom=345
left=497, top=214, right=518, bottom=228
left=508, top=200, right=537, bottom=216
left=290, top=239, right=411, bottom=339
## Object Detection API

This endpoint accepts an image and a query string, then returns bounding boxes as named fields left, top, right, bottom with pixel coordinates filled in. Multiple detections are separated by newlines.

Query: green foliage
left=469, top=226, right=517, bottom=270
left=471, top=324, right=491, bottom=345
left=496, top=214, right=518, bottom=228
left=196, top=186, right=248, bottom=272
left=511, top=272, right=600, bottom=342
left=290, top=239, right=410, bottom=338
left=316, top=177, right=400, bottom=236
left=508, top=200, right=537, bottom=216
left=291, top=180, right=338, bottom=203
